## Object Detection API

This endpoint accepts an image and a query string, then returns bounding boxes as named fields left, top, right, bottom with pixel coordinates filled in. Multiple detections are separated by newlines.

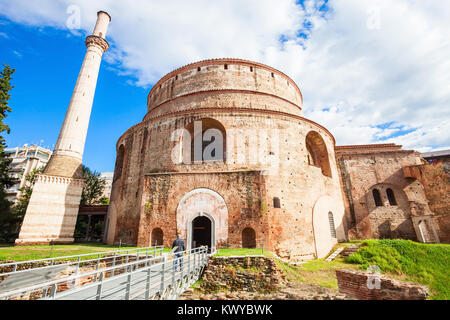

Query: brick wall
left=336, top=269, right=429, bottom=300
left=336, top=145, right=432, bottom=240
left=106, top=59, right=346, bottom=261
left=200, top=256, right=285, bottom=293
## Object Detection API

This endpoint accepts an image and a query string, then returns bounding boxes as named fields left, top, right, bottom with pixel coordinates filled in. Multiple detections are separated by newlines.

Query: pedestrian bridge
left=0, top=246, right=209, bottom=300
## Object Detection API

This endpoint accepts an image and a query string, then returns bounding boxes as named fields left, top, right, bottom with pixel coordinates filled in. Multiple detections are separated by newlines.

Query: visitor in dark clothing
left=172, top=230, right=185, bottom=272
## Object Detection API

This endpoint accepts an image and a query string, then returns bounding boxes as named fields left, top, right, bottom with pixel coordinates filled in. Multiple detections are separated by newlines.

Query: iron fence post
left=160, top=255, right=167, bottom=298
left=50, top=284, right=57, bottom=300
left=94, top=254, right=100, bottom=282
left=112, top=252, right=116, bottom=277
left=125, top=266, right=132, bottom=300
left=96, top=272, right=104, bottom=300
left=145, top=264, right=152, bottom=300
left=72, top=257, right=81, bottom=288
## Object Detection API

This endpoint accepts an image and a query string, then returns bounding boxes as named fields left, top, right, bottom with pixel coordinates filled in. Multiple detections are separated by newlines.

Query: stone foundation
left=15, top=174, right=84, bottom=245
left=336, top=269, right=429, bottom=300
left=199, top=256, right=285, bottom=293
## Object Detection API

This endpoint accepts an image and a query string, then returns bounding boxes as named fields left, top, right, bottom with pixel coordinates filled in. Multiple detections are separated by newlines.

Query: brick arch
left=184, top=118, right=227, bottom=162
left=113, top=144, right=125, bottom=182
left=305, top=131, right=332, bottom=177
left=366, top=183, right=416, bottom=240
left=312, top=195, right=345, bottom=258
left=176, top=188, right=228, bottom=250
left=151, top=228, right=163, bottom=246
left=242, top=227, right=256, bottom=248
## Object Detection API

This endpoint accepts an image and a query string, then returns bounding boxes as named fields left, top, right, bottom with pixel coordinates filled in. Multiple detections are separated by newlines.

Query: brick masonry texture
left=106, top=59, right=449, bottom=261
left=336, top=269, right=429, bottom=300
left=199, top=256, right=285, bottom=293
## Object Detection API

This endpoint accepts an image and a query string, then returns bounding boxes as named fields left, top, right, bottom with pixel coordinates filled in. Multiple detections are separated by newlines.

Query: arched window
left=305, top=131, right=332, bottom=177
left=273, top=197, right=281, bottom=208
left=328, top=212, right=336, bottom=238
left=185, top=118, right=226, bottom=163
left=372, top=189, right=383, bottom=207
left=386, top=188, right=397, bottom=206
left=242, top=228, right=256, bottom=248
left=113, top=145, right=125, bottom=182
left=141, top=129, right=148, bottom=155
left=151, top=228, right=164, bottom=246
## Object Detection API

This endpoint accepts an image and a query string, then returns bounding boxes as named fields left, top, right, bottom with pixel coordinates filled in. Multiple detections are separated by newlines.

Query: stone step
left=325, top=247, right=344, bottom=262
left=341, top=244, right=362, bottom=257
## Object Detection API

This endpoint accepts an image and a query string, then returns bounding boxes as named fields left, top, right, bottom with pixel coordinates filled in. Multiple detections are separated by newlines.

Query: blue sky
left=0, top=0, right=449, bottom=172
left=1, top=20, right=147, bottom=172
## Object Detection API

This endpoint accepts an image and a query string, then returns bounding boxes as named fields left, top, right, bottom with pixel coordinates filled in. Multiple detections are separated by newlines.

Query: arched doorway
left=242, top=227, right=256, bottom=248
left=176, top=188, right=228, bottom=251
left=192, top=216, right=212, bottom=249
left=151, top=228, right=163, bottom=246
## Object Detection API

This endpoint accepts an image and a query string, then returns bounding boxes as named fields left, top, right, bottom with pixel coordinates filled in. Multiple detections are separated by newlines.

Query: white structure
left=100, top=172, right=113, bottom=199
left=4, top=145, right=52, bottom=202
left=16, top=11, right=111, bottom=245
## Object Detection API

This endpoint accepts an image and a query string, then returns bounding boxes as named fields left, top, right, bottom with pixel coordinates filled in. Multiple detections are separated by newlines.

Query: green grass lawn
left=0, top=243, right=144, bottom=262
left=3, top=240, right=448, bottom=300
left=214, top=248, right=268, bottom=257
left=345, top=239, right=450, bottom=300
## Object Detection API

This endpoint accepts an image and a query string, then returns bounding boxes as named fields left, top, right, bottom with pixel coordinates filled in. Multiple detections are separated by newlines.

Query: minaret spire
left=16, top=11, right=111, bottom=245
left=45, top=11, right=111, bottom=178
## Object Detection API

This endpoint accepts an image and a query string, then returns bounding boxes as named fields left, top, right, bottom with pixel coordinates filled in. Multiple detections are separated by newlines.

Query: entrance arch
left=151, top=228, right=163, bottom=246
left=176, top=188, right=228, bottom=251
left=242, top=227, right=256, bottom=248
left=192, top=215, right=213, bottom=249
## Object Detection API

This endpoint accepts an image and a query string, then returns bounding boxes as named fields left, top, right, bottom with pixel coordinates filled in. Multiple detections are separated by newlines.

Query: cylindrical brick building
left=106, top=58, right=346, bottom=260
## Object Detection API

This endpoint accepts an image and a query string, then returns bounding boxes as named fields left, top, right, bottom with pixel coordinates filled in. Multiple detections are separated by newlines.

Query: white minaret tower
left=16, top=11, right=111, bottom=245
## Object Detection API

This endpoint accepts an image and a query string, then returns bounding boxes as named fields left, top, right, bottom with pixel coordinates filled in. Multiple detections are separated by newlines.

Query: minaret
left=16, top=11, right=111, bottom=245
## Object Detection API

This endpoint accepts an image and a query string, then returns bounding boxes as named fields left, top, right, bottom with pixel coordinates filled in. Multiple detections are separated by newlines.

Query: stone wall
left=404, top=160, right=450, bottom=243
left=138, top=170, right=267, bottom=249
left=199, top=256, right=285, bottom=294
left=336, top=144, right=433, bottom=241
left=336, top=269, right=429, bottom=300
left=106, top=59, right=345, bottom=261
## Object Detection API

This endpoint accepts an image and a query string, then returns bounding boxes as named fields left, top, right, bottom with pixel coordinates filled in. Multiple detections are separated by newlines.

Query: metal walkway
left=0, top=246, right=209, bottom=300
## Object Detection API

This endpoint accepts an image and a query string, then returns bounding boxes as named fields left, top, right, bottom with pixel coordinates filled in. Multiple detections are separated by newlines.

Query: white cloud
left=0, top=0, right=448, bottom=151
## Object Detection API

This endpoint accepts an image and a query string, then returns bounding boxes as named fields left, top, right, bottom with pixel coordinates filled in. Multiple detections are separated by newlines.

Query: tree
left=80, top=165, right=107, bottom=206
left=14, top=167, right=45, bottom=220
left=0, top=65, right=16, bottom=241
left=0, top=65, right=16, bottom=217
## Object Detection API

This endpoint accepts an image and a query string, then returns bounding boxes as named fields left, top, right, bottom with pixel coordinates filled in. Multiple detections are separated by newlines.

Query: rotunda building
left=106, top=58, right=347, bottom=260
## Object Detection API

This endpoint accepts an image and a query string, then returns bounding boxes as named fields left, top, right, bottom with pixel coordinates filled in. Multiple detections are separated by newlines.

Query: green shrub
left=345, top=239, right=450, bottom=300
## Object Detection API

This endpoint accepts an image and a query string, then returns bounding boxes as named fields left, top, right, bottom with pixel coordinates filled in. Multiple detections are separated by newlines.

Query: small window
left=271, top=72, right=274, bottom=78
left=328, top=212, right=336, bottom=238
left=250, top=66, right=253, bottom=72
left=386, top=188, right=397, bottom=206
left=197, top=67, right=201, bottom=72
left=224, top=64, right=228, bottom=70
left=273, top=197, right=281, bottom=208
left=372, top=189, right=383, bottom=207
left=175, top=75, right=178, bottom=80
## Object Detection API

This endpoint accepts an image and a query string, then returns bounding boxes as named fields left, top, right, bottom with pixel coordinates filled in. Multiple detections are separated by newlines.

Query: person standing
left=172, top=230, right=185, bottom=272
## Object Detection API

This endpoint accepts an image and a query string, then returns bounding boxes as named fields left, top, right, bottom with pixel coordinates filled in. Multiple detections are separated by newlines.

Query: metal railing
left=0, top=246, right=209, bottom=300
left=0, top=246, right=163, bottom=297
